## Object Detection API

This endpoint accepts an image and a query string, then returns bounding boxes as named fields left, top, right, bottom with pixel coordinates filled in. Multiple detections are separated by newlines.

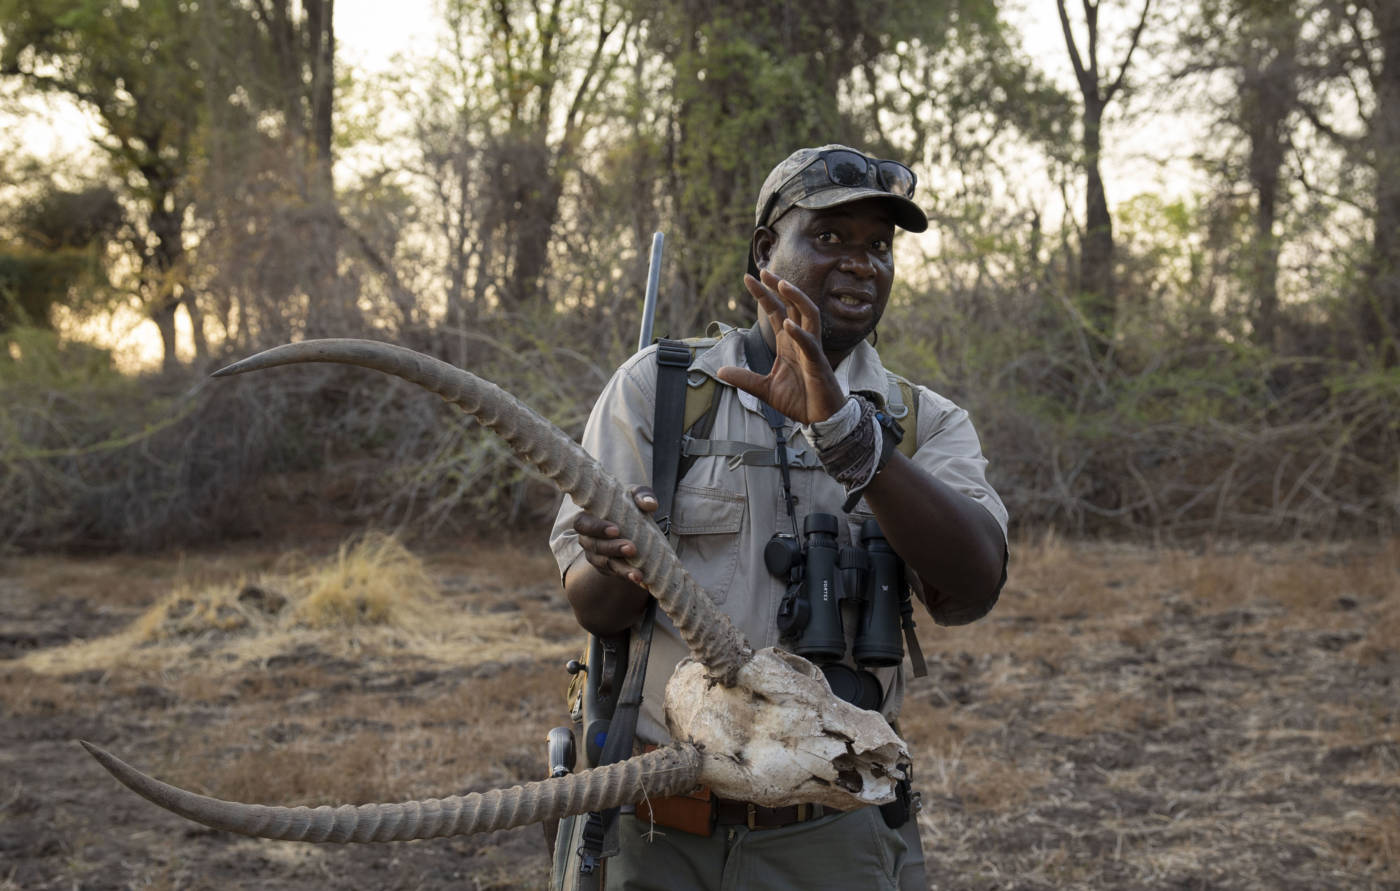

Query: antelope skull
left=83, top=339, right=909, bottom=844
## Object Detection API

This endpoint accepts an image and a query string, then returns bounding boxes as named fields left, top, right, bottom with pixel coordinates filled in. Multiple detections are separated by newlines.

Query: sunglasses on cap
left=758, top=149, right=918, bottom=230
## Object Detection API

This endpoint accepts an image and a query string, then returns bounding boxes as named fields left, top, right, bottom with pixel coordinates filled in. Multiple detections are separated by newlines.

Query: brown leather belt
left=713, top=797, right=841, bottom=830
left=636, top=785, right=841, bottom=835
left=634, top=747, right=844, bottom=835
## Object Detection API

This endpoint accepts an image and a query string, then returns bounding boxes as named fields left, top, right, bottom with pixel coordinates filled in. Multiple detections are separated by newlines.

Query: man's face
left=754, top=199, right=897, bottom=364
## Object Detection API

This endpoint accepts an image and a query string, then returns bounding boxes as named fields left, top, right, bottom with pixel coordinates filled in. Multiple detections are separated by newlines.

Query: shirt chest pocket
left=669, top=483, right=746, bottom=604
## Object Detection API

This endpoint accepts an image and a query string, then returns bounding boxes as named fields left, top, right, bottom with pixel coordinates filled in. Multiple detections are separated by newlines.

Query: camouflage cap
left=753, top=144, right=928, bottom=233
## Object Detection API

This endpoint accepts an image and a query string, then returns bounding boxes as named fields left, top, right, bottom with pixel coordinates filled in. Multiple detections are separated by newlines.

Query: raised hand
left=716, top=270, right=846, bottom=425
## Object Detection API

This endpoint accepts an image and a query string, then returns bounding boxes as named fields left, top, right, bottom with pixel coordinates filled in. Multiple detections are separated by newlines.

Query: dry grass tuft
left=131, top=578, right=275, bottom=642
left=1355, top=539, right=1400, bottom=665
left=0, top=665, right=75, bottom=717
left=1040, top=691, right=1173, bottom=738
left=17, top=532, right=569, bottom=678
left=1167, top=536, right=1400, bottom=618
left=130, top=532, right=440, bottom=642
left=1359, top=597, right=1400, bottom=666
left=292, top=532, right=441, bottom=630
left=205, top=728, right=413, bottom=805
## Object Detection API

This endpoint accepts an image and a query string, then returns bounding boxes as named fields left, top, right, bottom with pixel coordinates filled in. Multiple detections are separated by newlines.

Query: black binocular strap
left=742, top=326, right=800, bottom=535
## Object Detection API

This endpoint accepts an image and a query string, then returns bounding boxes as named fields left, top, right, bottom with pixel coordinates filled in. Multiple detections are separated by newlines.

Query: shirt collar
left=690, top=325, right=891, bottom=415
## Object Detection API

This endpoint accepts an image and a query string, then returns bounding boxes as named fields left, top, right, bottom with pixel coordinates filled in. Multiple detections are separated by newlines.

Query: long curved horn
left=213, top=338, right=751, bottom=683
left=81, top=740, right=701, bottom=842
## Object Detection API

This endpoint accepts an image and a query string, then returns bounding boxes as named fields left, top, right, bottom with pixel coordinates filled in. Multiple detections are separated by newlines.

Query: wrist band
left=802, top=395, right=904, bottom=511
left=809, top=396, right=877, bottom=488
left=842, top=411, right=902, bottom=512
left=802, top=396, right=862, bottom=449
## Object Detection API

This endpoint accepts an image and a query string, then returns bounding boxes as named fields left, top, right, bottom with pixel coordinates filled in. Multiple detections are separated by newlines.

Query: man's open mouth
left=829, top=290, right=875, bottom=316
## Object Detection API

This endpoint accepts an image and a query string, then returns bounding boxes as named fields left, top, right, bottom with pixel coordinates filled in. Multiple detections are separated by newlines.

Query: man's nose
left=838, top=250, right=876, bottom=278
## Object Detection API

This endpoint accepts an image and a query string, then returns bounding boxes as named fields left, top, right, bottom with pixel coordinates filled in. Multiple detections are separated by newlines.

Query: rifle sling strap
left=576, top=339, right=693, bottom=879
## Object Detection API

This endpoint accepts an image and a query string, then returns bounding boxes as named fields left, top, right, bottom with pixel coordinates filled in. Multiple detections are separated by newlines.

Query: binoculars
left=768, top=514, right=910, bottom=709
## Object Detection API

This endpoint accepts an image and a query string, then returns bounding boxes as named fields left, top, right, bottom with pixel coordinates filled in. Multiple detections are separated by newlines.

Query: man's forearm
left=862, top=452, right=1006, bottom=623
left=564, top=560, right=652, bottom=635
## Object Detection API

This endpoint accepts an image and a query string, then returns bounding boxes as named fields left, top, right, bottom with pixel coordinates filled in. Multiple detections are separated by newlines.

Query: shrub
left=0, top=315, right=611, bottom=552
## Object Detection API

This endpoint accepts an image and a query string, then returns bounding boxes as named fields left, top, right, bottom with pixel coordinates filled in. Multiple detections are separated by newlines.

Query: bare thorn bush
left=1, top=314, right=612, bottom=553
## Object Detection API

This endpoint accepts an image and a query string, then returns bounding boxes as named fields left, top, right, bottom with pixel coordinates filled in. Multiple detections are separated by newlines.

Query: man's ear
left=752, top=226, right=777, bottom=273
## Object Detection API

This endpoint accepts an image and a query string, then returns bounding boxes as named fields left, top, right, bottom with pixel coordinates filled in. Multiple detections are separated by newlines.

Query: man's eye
left=816, top=231, right=841, bottom=244
left=872, top=239, right=891, bottom=252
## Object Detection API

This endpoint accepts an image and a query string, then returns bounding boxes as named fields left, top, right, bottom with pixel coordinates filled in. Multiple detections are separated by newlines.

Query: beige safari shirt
left=550, top=326, right=1008, bottom=744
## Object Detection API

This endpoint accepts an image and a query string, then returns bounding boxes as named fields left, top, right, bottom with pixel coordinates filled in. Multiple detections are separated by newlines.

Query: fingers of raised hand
left=781, top=316, right=824, bottom=360
left=761, top=271, right=819, bottom=332
left=756, top=270, right=795, bottom=322
left=745, top=273, right=785, bottom=323
left=715, top=364, right=766, bottom=397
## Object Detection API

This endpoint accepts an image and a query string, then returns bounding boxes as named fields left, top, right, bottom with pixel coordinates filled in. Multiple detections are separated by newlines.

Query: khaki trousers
left=552, top=806, right=927, bottom=891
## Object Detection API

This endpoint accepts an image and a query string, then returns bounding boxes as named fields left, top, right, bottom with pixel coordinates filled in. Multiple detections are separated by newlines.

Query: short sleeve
left=549, top=348, right=659, bottom=579
left=907, top=386, right=1010, bottom=624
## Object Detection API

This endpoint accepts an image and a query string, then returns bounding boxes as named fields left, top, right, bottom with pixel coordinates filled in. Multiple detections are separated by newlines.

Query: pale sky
left=336, top=0, right=439, bottom=71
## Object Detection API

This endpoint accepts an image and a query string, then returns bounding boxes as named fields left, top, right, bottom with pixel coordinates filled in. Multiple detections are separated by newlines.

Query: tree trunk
left=1242, top=9, right=1299, bottom=352
left=504, top=139, right=563, bottom=309
left=302, top=0, right=345, bottom=337
left=1365, top=0, right=1400, bottom=365
left=152, top=301, right=179, bottom=373
left=1246, top=94, right=1285, bottom=352
left=249, top=0, right=348, bottom=338
left=1057, top=0, right=1151, bottom=355
left=145, top=185, right=186, bottom=373
left=1080, top=97, right=1115, bottom=345
left=1249, top=176, right=1281, bottom=349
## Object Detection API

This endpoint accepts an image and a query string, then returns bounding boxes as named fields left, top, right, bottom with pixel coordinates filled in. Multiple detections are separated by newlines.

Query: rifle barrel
left=637, top=231, right=665, bottom=353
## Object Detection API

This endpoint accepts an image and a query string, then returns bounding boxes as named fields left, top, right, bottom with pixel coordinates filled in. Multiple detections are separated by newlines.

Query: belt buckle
left=745, top=802, right=809, bottom=830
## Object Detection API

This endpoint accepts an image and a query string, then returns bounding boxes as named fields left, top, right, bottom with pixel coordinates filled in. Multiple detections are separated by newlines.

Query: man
left=550, top=145, right=1009, bottom=890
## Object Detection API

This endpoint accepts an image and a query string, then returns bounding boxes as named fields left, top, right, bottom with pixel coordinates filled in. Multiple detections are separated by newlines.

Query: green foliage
left=14, top=185, right=123, bottom=250
left=0, top=0, right=203, bottom=181
left=0, top=184, right=123, bottom=331
left=0, top=0, right=208, bottom=369
left=0, top=325, right=114, bottom=382
left=642, top=0, right=1031, bottom=334
left=0, top=245, right=84, bottom=330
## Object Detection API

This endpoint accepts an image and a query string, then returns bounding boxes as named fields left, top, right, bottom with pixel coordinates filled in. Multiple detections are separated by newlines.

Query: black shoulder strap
left=652, top=338, right=694, bottom=531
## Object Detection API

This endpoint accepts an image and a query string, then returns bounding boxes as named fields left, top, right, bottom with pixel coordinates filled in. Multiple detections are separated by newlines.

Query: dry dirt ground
left=1, top=532, right=1397, bottom=890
